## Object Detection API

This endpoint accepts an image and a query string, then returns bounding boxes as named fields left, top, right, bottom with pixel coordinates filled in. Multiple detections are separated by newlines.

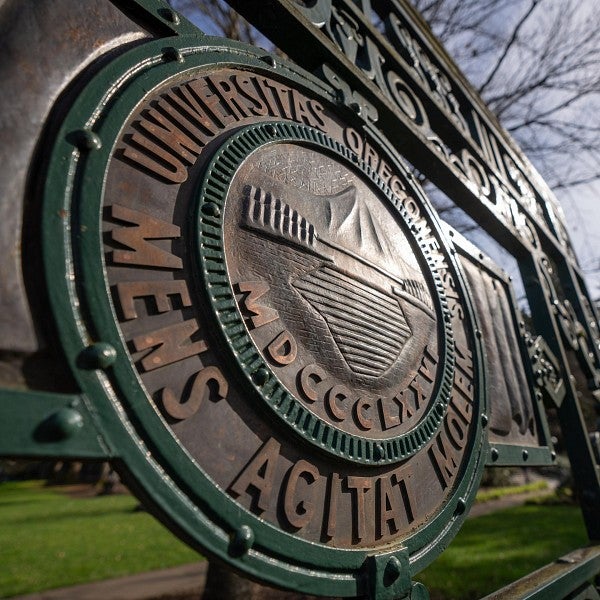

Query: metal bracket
left=0, top=388, right=113, bottom=460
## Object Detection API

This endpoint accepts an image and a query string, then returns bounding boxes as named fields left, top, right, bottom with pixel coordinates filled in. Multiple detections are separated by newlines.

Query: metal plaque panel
left=0, top=0, right=598, bottom=596
left=448, top=227, right=557, bottom=466
left=38, top=35, right=487, bottom=595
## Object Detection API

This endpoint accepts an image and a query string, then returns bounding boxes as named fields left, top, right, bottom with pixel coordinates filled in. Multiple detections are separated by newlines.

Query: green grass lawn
left=0, top=481, right=590, bottom=599
left=416, top=503, right=588, bottom=599
left=0, top=481, right=198, bottom=598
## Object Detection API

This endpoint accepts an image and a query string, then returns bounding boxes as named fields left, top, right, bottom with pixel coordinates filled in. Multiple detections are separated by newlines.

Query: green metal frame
left=0, top=0, right=598, bottom=597
left=228, top=0, right=600, bottom=546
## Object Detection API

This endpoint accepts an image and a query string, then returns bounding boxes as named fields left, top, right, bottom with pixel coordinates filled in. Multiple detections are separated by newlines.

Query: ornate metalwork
left=28, top=36, right=487, bottom=594
left=0, top=0, right=598, bottom=597
left=228, top=0, right=600, bottom=545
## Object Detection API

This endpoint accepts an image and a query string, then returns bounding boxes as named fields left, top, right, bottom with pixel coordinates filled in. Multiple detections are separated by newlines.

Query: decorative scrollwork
left=524, top=332, right=565, bottom=409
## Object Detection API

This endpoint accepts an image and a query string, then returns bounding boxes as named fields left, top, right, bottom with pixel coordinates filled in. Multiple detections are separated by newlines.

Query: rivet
left=164, top=8, right=180, bottom=24
left=448, top=229, right=454, bottom=237
left=265, top=124, right=277, bottom=137
left=455, top=497, right=466, bottom=515
left=80, top=343, right=117, bottom=370
left=253, top=367, right=270, bottom=386
left=47, top=407, right=84, bottom=440
left=261, top=55, right=276, bottom=68
left=475, top=329, right=482, bottom=339
left=76, top=130, right=102, bottom=151
left=479, top=252, right=485, bottom=260
left=481, top=413, right=488, bottom=427
left=230, top=525, right=254, bottom=556
left=164, top=47, right=184, bottom=63
left=349, top=101, right=361, bottom=114
left=551, top=451, right=557, bottom=461
left=411, top=582, right=430, bottom=600
left=202, top=202, right=221, bottom=218
left=384, top=556, right=403, bottom=583
left=522, top=449, right=529, bottom=461
left=490, top=447, right=499, bottom=461
left=373, top=443, right=385, bottom=460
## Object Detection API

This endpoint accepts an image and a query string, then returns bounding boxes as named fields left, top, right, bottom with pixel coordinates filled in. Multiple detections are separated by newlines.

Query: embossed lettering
left=324, top=472, right=342, bottom=539
left=133, top=319, right=208, bottom=372
left=298, top=364, right=327, bottom=403
left=235, top=281, right=279, bottom=328
left=111, top=204, right=182, bottom=269
left=353, top=397, right=373, bottom=431
left=376, top=466, right=415, bottom=538
left=326, top=384, right=351, bottom=421
left=429, top=350, right=474, bottom=489
left=283, top=460, right=320, bottom=529
left=230, top=437, right=281, bottom=513
left=116, top=280, right=191, bottom=320
left=161, top=365, right=228, bottom=420
left=378, top=395, right=410, bottom=430
left=347, top=476, right=371, bottom=541
left=428, top=426, right=459, bottom=490
left=267, top=330, right=298, bottom=365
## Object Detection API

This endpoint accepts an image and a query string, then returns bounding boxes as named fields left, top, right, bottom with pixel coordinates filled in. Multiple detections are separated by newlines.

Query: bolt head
left=47, top=408, right=84, bottom=440
left=253, top=367, right=270, bottom=386
left=230, top=525, right=254, bottom=556
left=76, top=130, right=102, bottom=151
left=80, top=342, right=117, bottom=370
left=202, top=202, right=221, bottom=218
left=373, top=443, right=385, bottom=461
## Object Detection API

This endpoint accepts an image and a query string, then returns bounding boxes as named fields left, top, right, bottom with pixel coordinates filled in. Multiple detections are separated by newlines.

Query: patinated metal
left=449, top=227, right=556, bottom=466
left=0, top=0, right=598, bottom=598
left=38, top=43, right=485, bottom=590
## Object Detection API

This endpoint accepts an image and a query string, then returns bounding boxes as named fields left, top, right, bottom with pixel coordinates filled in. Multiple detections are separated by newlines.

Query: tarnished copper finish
left=223, top=143, right=438, bottom=439
left=103, top=67, right=480, bottom=550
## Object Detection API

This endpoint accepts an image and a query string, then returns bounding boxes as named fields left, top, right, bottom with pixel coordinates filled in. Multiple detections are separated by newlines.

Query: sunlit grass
left=0, top=481, right=198, bottom=597
left=0, top=481, right=589, bottom=599
left=416, top=504, right=588, bottom=599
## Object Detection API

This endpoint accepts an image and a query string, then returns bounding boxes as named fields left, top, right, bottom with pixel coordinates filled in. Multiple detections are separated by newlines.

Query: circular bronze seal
left=197, top=122, right=454, bottom=464
left=44, top=40, right=487, bottom=595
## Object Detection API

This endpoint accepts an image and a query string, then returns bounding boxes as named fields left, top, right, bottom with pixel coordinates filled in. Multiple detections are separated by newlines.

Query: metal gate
left=0, top=0, right=598, bottom=597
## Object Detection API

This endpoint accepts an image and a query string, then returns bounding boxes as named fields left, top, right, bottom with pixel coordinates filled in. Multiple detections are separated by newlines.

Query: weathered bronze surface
left=461, top=257, right=534, bottom=444
left=223, top=143, right=439, bottom=441
left=103, top=66, right=482, bottom=550
left=0, top=0, right=148, bottom=352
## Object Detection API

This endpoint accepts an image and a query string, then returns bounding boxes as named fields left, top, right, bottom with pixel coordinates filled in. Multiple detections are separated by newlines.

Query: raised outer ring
left=41, top=34, right=487, bottom=595
left=196, top=120, right=455, bottom=466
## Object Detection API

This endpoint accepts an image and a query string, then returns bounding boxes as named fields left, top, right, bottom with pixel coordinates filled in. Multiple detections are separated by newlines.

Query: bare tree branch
left=477, top=0, right=539, bottom=96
